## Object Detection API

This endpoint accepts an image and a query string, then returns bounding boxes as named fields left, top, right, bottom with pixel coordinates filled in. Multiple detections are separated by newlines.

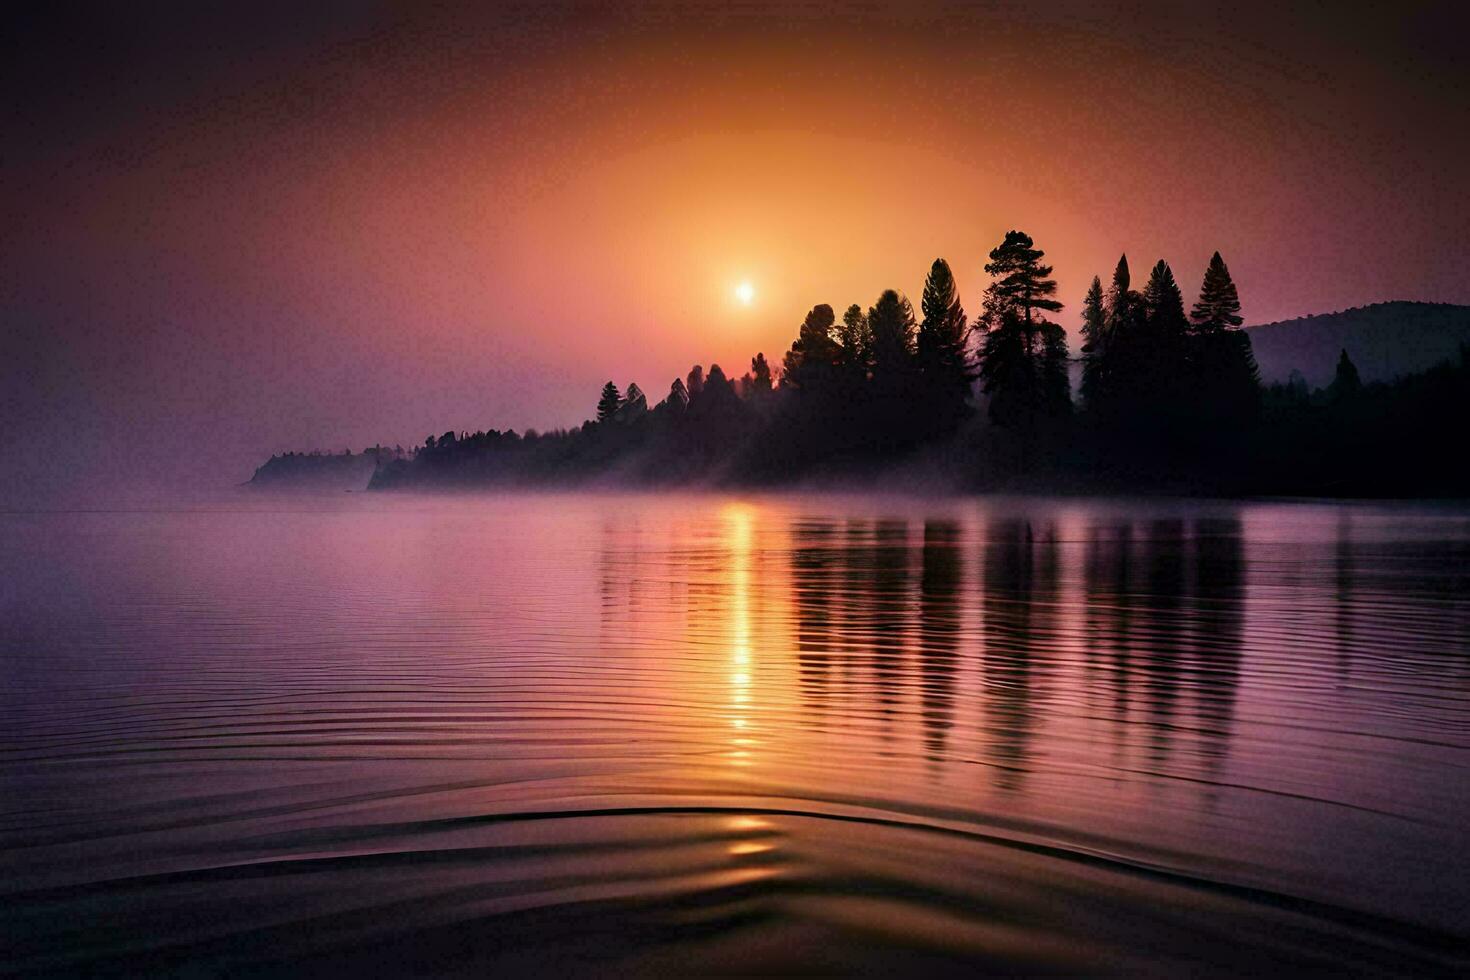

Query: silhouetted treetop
left=1190, top=251, right=1243, bottom=333
left=749, top=352, right=774, bottom=393
left=976, top=231, right=1069, bottom=428
left=1143, top=259, right=1188, bottom=337
left=982, top=230, right=1062, bottom=327
left=618, top=382, right=648, bottom=421
left=666, top=376, right=689, bottom=411
left=1079, top=276, right=1107, bottom=410
left=783, top=304, right=839, bottom=390
left=917, top=258, right=975, bottom=432
left=837, top=303, right=872, bottom=377
left=688, top=362, right=741, bottom=422
left=919, top=259, right=967, bottom=353
left=1105, top=255, right=1140, bottom=338
left=868, top=289, right=917, bottom=380
left=1110, top=254, right=1131, bottom=298
left=1080, top=275, right=1106, bottom=353
left=1329, top=348, right=1363, bottom=402
left=344, top=225, right=1470, bottom=499
left=597, top=381, right=621, bottom=423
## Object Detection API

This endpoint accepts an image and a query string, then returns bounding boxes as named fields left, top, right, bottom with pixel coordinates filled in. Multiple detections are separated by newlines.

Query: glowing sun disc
left=735, top=281, right=755, bottom=305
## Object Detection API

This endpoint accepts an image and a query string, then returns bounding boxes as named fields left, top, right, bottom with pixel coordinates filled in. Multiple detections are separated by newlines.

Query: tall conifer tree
left=1136, top=260, right=1193, bottom=435
left=749, top=352, right=773, bottom=393
left=596, top=381, right=622, bottom=423
left=1328, top=348, right=1362, bottom=402
left=867, top=290, right=917, bottom=383
left=976, top=231, right=1070, bottom=426
left=917, top=258, right=973, bottom=428
left=1143, top=259, right=1189, bottom=340
left=836, top=304, right=872, bottom=382
left=1187, top=251, right=1259, bottom=433
left=1189, top=251, right=1243, bottom=333
left=781, top=304, right=838, bottom=391
left=1106, top=255, right=1132, bottom=319
left=1079, top=276, right=1107, bottom=410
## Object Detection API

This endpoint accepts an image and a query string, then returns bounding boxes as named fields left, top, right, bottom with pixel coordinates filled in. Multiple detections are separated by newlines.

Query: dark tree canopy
left=982, top=230, right=1062, bottom=327
left=1143, top=259, right=1189, bottom=340
left=782, top=304, right=838, bottom=390
left=868, top=289, right=916, bottom=382
left=1079, top=275, right=1107, bottom=410
left=361, top=229, right=1470, bottom=499
left=666, top=376, right=689, bottom=411
left=1190, top=251, right=1244, bottom=333
left=1329, top=348, right=1363, bottom=402
left=1108, top=254, right=1132, bottom=309
left=1103, top=255, right=1141, bottom=353
left=855, top=288, right=920, bottom=451
left=1077, top=250, right=1262, bottom=470
left=917, top=258, right=974, bottom=431
left=750, top=352, right=774, bottom=393
left=801, top=304, right=838, bottom=361
left=596, top=381, right=621, bottom=423
left=1103, top=259, right=1189, bottom=438
left=976, top=231, right=1069, bottom=428
left=1087, top=254, right=1145, bottom=418
left=1185, top=253, right=1259, bottom=432
left=837, top=303, right=872, bottom=379
left=620, top=382, right=647, bottom=421
left=919, top=258, right=967, bottom=356
left=1080, top=275, right=1106, bottom=350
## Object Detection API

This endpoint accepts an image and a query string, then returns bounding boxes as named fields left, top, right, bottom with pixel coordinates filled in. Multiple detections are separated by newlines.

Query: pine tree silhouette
left=620, top=382, right=647, bottom=420
left=750, top=353, right=774, bottom=393
left=1143, top=259, right=1189, bottom=340
left=1079, top=276, right=1107, bottom=411
left=782, top=304, right=838, bottom=391
left=1186, top=252, right=1260, bottom=435
left=976, top=231, right=1070, bottom=427
left=1125, top=260, right=1193, bottom=444
left=1328, top=348, right=1363, bottom=402
left=917, top=258, right=973, bottom=431
left=596, top=381, right=621, bottom=423
left=868, top=290, right=916, bottom=384
left=1189, top=251, right=1244, bottom=332
left=836, top=303, right=872, bottom=381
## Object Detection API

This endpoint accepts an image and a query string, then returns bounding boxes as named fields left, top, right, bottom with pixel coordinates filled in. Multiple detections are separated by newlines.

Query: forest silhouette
left=266, top=229, right=1468, bottom=497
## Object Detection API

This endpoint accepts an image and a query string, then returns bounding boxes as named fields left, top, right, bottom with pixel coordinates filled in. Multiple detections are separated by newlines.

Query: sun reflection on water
left=723, top=503, right=758, bottom=767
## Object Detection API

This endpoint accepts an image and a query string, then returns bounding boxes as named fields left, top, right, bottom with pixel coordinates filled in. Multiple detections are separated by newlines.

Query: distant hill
left=1247, top=301, right=1470, bottom=388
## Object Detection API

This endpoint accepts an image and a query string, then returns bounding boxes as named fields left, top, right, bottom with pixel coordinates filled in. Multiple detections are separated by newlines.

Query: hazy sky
left=4, top=1, right=1468, bottom=499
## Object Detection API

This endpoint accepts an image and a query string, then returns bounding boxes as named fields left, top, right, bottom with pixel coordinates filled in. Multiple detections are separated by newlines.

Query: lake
left=3, top=493, right=1468, bottom=975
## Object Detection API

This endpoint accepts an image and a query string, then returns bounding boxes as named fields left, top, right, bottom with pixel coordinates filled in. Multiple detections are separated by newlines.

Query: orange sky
left=4, top=3, right=1468, bottom=495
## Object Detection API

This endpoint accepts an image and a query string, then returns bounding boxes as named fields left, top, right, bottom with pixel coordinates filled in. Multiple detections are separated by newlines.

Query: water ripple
left=3, top=494, right=1468, bottom=974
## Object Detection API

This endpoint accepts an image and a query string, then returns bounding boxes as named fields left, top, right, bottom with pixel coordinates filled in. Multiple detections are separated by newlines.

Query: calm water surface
left=3, top=493, right=1469, bottom=975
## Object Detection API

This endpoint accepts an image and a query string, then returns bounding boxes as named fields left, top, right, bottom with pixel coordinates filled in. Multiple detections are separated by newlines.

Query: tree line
left=366, top=229, right=1469, bottom=495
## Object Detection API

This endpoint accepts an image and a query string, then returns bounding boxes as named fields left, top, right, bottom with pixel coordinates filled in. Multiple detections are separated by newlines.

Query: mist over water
left=3, top=492, right=1468, bottom=974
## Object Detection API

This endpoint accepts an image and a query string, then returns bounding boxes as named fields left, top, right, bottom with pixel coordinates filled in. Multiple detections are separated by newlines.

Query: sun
left=734, top=281, right=755, bottom=306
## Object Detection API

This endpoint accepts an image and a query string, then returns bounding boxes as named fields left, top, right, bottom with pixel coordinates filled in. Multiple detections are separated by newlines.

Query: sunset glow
left=5, top=3, right=1467, bottom=499
left=5, top=3, right=1470, bottom=974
